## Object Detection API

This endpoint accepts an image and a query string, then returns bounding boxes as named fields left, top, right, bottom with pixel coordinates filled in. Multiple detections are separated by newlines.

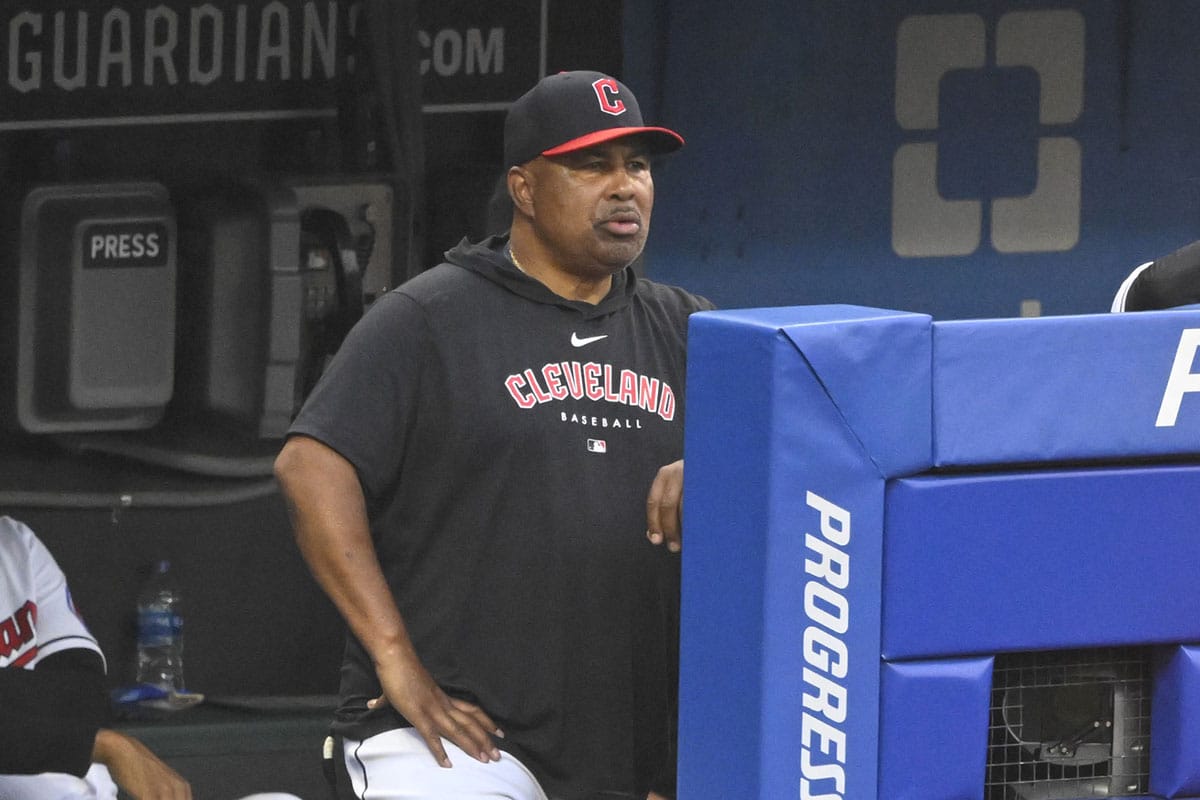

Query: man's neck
left=508, top=238, right=614, bottom=305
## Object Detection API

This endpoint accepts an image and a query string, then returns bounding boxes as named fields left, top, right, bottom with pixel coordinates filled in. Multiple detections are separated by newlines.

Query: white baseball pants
left=342, top=728, right=550, bottom=800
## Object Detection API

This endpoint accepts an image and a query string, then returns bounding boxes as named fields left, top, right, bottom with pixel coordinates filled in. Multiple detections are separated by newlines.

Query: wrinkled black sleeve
left=0, top=649, right=108, bottom=776
left=1124, top=239, right=1200, bottom=311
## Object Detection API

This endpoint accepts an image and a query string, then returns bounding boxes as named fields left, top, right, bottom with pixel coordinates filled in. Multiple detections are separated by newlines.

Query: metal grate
left=984, top=647, right=1151, bottom=800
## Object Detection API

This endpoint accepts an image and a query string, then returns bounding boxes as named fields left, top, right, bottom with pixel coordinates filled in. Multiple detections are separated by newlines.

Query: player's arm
left=92, top=728, right=191, bottom=800
left=646, top=459, right=684, bottom=553
left=274, top=434, right=501, bottom=768
left=0, top=649, right=108, bottom=776
left=1113, top=240, right=1200, bottom=312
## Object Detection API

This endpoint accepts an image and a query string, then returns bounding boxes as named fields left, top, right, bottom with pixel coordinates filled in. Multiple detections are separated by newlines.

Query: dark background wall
left=625, top=0, right=1200, bottom=321
left=16, top=497, right=338, bottom=696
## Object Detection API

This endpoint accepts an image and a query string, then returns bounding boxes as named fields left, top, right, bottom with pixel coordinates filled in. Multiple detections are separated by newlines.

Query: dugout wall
left=626, top=1, right=1200, bottom=321
left=678, top=305, right=1200, bottom=799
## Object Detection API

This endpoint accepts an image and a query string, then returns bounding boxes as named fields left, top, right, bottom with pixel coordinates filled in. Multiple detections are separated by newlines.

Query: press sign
left=83, top=222, right=169, bottom=269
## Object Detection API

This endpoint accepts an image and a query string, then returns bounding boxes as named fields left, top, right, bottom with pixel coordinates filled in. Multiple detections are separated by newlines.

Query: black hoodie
left=289, top=235, right=714, bottom=799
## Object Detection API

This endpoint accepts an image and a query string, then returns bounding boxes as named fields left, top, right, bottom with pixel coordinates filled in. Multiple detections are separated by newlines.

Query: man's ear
left=507, top=165, right=535, bottom=216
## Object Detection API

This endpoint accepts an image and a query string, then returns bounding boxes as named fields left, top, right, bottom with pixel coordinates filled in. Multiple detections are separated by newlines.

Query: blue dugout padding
left=1153, top=645, right=1200, bottom=797
left=678, top=305, right=1200, bottom=800
left=877, top=657, right=993, bottom=800
left=883, top=465, right=1200, bottom=659
left=933, top=311, right=1200, bottom=466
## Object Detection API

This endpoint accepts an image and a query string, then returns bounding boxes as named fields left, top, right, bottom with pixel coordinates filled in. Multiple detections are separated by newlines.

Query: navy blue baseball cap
left=503, top=70, right=685, bottom=167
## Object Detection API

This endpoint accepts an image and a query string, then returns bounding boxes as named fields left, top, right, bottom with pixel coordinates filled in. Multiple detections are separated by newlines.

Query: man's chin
left=601, top=241, right=647, bottom=271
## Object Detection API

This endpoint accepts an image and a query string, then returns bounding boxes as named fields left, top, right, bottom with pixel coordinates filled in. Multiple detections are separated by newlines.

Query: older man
left=276, top=70, right=712, bottom=800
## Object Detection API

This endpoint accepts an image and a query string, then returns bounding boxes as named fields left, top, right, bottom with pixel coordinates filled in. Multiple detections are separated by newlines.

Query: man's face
left=524, top=138, right=655, bottom=278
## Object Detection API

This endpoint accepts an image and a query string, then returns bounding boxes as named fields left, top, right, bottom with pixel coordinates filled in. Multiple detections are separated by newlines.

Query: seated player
left=0, top=514, right=191, bottom=799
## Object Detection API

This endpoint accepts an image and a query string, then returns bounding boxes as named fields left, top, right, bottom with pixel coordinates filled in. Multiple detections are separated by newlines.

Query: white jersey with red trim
left=0, top=516, right=104, bottom=671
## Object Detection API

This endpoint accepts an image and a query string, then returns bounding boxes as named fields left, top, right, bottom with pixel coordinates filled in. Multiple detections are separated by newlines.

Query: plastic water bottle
left=135, top=560, right=185, bottom=693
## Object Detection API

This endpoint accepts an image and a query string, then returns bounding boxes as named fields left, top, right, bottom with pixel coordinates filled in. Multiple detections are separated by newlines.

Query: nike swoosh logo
left=571, top=333, right=609, bottom=347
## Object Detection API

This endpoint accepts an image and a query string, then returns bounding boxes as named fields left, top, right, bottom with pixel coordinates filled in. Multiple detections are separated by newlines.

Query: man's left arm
left=645, top=459, right=684, bottom=553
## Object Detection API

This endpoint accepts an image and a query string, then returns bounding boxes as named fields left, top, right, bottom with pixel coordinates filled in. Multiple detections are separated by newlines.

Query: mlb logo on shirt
left=587, top=439, right=607, bottom=453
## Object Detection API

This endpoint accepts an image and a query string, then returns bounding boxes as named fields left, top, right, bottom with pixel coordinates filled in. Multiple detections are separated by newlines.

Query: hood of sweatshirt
left=443, top=234, right=637, bottom=321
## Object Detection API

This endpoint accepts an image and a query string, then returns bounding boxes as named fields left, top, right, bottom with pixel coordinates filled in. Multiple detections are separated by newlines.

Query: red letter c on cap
left=592, top=78, right=626, bottom=116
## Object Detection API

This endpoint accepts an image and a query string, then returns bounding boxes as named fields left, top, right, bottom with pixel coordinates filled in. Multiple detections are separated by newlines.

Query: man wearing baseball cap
left=277, top=70, right=712, bottom=800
